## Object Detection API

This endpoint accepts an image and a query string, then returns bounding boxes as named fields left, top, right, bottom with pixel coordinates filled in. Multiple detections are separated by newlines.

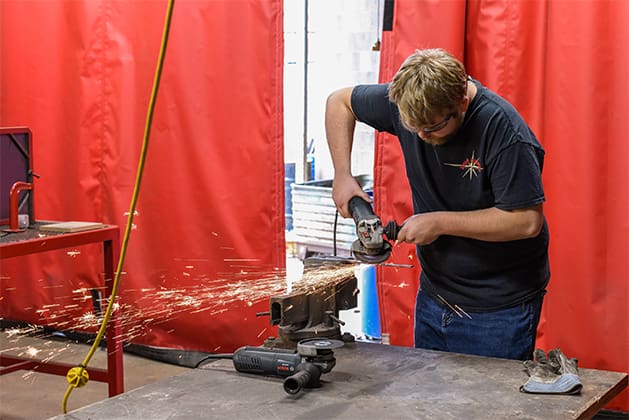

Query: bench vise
left=262, top=256, right=358, bottom=348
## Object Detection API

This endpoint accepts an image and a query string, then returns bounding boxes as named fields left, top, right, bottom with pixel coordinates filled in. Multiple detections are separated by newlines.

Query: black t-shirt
left=351, top=79, right=550, bottom=311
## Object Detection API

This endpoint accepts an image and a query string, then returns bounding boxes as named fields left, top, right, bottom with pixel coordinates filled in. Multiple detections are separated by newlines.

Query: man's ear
left=460, top=94, right=470, bottom=113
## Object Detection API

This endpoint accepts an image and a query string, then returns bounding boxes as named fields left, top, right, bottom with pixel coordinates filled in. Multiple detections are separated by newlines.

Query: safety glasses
left=419, top=112, right=457, bottom=134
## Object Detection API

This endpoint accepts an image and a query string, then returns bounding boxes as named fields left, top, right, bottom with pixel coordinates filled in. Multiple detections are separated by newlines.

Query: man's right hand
left=332, top=175, right=371, bottom=218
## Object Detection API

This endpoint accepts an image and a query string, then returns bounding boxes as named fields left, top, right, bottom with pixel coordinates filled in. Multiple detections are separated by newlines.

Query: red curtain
left=0, top=0, right=284, bottom=354
left=375, top=0, right=628, bottom=411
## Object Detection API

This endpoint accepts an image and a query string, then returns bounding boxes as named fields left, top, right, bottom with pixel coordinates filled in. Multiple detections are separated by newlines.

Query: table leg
left=104, top=237, right=124, bottom=396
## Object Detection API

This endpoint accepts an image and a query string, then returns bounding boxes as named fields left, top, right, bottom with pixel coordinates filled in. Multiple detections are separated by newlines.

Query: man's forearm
left=433, top=205, right=544, bottom=242
left=399, top=205, right=544, bottom=245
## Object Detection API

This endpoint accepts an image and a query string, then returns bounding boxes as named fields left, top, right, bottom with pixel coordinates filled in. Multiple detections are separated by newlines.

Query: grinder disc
left=351, top=240, right=392, bottom=264
left=297, top=338, right=344, bottom=356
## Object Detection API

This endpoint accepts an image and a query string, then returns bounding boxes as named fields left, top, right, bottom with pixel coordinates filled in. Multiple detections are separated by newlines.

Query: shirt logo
left=444, top=151, right=483, bottom=179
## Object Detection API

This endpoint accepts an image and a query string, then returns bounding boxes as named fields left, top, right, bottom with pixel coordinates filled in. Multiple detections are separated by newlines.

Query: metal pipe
left=302, top=0, right=310, bottom=181
left=7, top=181, right=33, bottom=232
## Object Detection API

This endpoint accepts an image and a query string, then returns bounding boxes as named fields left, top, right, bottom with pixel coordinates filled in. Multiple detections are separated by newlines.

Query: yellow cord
left=62, top=0, right=175, bottom=413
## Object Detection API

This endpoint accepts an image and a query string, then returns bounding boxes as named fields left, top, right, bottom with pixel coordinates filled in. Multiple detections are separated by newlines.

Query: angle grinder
left=348, top=196, right=400, bottom=264
left=195, top=338, right=344, bottom=395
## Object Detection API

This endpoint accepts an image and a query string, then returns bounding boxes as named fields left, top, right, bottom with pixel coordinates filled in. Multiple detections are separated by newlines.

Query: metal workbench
left=58, top=342, right=627, bottom=419
left=1, top=222, right=124, bottom=397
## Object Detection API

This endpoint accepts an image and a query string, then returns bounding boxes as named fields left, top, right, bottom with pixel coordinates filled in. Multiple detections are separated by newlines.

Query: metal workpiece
left=58, top=342, right=628, bottom=420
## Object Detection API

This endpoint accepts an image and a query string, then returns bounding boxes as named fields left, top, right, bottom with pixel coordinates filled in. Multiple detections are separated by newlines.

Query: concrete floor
left=0, top=335, right=189, bottom=419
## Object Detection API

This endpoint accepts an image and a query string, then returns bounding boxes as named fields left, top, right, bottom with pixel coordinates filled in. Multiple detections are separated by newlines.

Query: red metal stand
left=0, top=224, right=124, bottom=397
left=4, top=182, right=33, bottom=232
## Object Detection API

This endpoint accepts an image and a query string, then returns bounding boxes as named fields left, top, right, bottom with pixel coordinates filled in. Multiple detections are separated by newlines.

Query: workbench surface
left=59, top=342, right=627, bottom=420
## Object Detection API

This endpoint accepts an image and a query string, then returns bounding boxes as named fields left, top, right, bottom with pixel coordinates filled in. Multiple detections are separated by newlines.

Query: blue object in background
left=306, top=139, right=315, bottom=181
left=359, top=264, right=381, bottom=339
left=284, top=163, right=295, bottom=231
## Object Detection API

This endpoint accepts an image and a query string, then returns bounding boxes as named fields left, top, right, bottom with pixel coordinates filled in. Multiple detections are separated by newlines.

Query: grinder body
left=348, top=196, right=397, bottom=264
left=230, top=339, right=343, bottom=395
left=232, top=346, right=301, bottom=376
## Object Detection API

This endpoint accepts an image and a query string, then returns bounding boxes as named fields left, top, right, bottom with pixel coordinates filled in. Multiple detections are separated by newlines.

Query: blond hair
left=389, top=49, right=467, bottom=131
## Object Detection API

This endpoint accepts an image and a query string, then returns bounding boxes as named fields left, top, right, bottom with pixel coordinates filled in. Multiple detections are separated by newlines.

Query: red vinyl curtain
left=375, top=0, right=628, bottom=411
left=0, top=0, right=284, bottom=353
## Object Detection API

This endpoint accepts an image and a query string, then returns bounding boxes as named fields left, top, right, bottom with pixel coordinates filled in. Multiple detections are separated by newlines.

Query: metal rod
left=302, top=0, right=310, bottom=181
left=455, top=305, right=473, bottom=319
left=436, top=294, right=462, bottom=318
left=378, top=263, right=414, bottom=268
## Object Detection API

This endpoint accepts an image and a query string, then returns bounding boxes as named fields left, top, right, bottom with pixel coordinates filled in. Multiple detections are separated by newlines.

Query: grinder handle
left=348, top=196, right=376, bottom=223
left=383, top=220, right=401, bottom=241
left=283, top=362, right=322, bottom=395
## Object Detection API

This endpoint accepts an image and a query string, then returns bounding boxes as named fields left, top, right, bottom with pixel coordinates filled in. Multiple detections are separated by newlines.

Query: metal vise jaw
left=265, top=257, right=358, bottom=348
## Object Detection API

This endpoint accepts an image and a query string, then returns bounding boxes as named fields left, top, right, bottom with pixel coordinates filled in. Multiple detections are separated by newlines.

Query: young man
left=325, top=48, right=549, bottom=360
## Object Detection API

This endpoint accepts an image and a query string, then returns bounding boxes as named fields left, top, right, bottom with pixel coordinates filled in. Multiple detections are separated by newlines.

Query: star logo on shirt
left=444, top=151, right=483, bottom=180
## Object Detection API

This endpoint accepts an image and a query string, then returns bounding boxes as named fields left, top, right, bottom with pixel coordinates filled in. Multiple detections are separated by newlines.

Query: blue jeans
left=414, top=288, right=545, bottom=361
